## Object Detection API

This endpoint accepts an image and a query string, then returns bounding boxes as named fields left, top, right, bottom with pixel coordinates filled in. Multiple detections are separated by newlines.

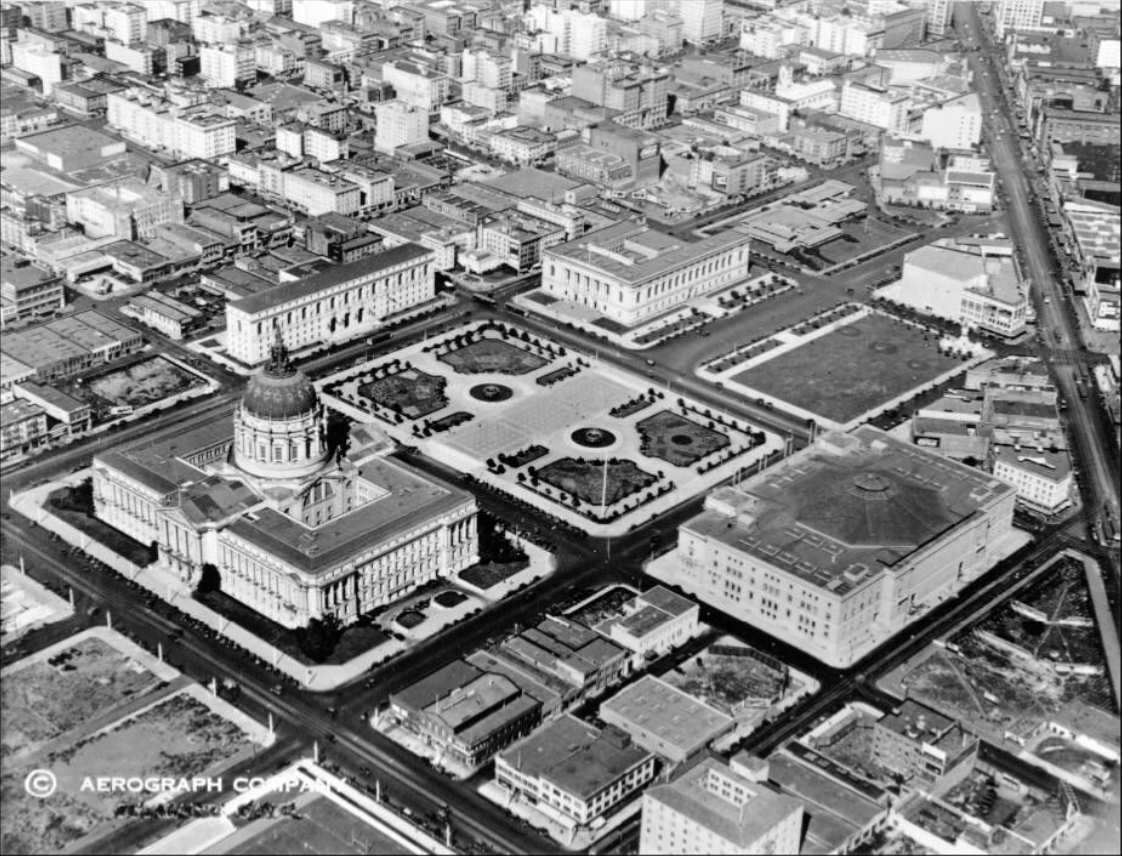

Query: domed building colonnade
left=91, top=327, right=478, bottom=630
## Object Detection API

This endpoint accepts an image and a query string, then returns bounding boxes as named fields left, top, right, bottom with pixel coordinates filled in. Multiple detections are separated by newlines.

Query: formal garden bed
left=637, top=410, right=731, bottom=467
left=533, top=457, right=659, bottom=507
left=358, top=368, right=448, bottom=419
left=438, top=338, right=548, bottom=375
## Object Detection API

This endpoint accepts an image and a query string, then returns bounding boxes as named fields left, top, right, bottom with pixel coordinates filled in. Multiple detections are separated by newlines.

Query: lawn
left=1, top=637, right=159, bottom=758
left=194, top=589, right=387, bottom=665
left=47, top=480, right=155, bottom=568
left=731, top=313, right=962, bottom=423
left=359, top=369, right=448, bottom=419
left=459, top=560, right=530, bottom=590
left=438, top=338, right=547, bottom=375
left=637, top=410, right=731, bottom=467
left=1, top=692, right=252, bottom=855
left=536, top=457, right=658, bottom=506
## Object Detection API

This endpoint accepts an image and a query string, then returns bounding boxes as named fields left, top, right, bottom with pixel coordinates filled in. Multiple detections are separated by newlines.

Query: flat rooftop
left=546, top=221, right=749, bottom=286
left=228, top=243, right=431, bottom=315
left=683, top=426, right=1013, bottom=597
left=600, top=675, right=733, bottom=753
left=95, top=408, right=473, bottom=574
left=646, top=758, right=803, bottom=849
left=498, top=714, right=652, bottom=800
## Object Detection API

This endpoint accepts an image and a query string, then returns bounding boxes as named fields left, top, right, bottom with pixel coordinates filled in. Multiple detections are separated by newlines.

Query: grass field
left=731, top=313, right=961, bottom=423
left=459, top=560, right=529, bottom=590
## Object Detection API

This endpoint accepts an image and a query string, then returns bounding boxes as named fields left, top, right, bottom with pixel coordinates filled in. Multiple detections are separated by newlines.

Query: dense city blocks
left=0, top=2, right=1119, bottom=856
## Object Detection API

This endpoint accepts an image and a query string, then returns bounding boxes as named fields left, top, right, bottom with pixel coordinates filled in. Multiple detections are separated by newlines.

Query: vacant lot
left=2, top=637, right=158, bottom=758
left=2, top=692, right=252, bottom=855
left=78, top=356, right=204, bottom=411
left=732, top=313, right=961, bottom=423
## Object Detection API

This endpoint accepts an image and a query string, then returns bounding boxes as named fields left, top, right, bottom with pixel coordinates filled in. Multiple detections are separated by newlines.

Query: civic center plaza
left=91, top=332, right=477, bottom=629
left=647, top=425, right=1031, bottom=668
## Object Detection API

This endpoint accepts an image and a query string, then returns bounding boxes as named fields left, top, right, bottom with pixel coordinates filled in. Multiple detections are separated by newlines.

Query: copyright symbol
left=24, top=769, right=57, bottom=798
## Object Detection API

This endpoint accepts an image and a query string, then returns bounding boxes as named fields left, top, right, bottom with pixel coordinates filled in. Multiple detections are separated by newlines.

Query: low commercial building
left=649, top=426, right=1020, bottom=668
left=121, top=292, right=204, bottom=340
left=876, top=242, right=1028, bottom=338
left=599, top=675, right=734, bottom=764
left=1, top=257, right=64, bottom=326
left=591, top=586, right=699, bottom=663
left=871, top=700, right=978, bottom=789
left=280, top=168, right=361, bottom=217
left=389, top=660, right=542, bottom=769
left=966, top=356, right=1054, bottom=393
left=150, top=160, right=229, bottom=205
left=488, top=125, right=556, bottom=165
left=14, top=124, right=127, bottom=172
left=992, top=445, right=1073, bottom=515
left=66, top=178, right=186, bottom=242
left=224, top=242, right=434, bottom=365
left=640, top=757, right=804, bottom=855
left=12, top=382, right=92, bottom=435
left=304, top=213, right=383, bottom=263
left=495, top=616, right=631, bottom=706
left=495, top=714, right=657, bottom=828
left=0, top=310, right=143, bottom=383
left=542, top=222, right=751, bottom=328
left=0, top=398, right=48, bottom=458
left=473, top=211, right=565, bottom=274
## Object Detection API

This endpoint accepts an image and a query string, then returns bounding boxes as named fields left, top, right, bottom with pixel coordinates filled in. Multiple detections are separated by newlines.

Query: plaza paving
left=319, top=322, right=783, bottom=537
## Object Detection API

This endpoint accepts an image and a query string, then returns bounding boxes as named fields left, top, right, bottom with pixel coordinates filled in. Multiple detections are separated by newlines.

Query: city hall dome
left=234, top=327, right=328, bottom=481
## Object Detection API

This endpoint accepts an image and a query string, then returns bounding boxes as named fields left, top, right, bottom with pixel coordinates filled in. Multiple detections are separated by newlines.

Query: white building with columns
left=224, top=242, right=435, bottom=366
left=541, top=222, right=751, bottom=328
left=92, top=332, right=477, bottom=629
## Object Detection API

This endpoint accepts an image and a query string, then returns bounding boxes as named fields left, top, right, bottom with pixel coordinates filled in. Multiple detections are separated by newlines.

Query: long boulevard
left=956, top=3, right=1121, bottom=552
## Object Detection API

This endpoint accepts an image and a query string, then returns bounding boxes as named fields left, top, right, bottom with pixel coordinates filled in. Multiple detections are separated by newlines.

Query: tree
left=196, top=563, right=221, bottom=595
left=298, top=614, right=344, bottom=663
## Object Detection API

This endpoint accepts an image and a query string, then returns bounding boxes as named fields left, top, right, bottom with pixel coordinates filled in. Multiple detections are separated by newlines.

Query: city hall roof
left=94, top=407, right=473, bottom=575
left=683, top=426, right=1012, bottom=596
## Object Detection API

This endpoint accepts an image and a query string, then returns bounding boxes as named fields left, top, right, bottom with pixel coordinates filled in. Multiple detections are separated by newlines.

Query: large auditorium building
left=647, top=426, right=1025, bottom=668
left=92, top=332, right=477, bottom=628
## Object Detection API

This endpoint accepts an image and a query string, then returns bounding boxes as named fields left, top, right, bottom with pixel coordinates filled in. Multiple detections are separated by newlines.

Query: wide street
left=955, top=2, right=1120, bottom=563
